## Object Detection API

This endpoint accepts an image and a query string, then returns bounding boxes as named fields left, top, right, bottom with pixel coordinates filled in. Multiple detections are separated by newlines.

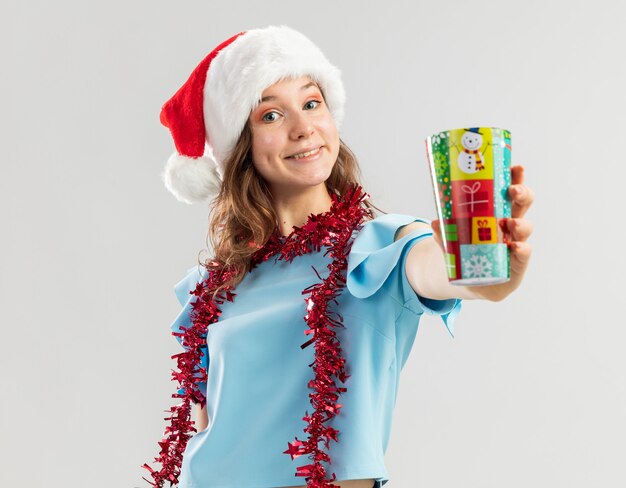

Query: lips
left=286, top=146, right=322, bottom=159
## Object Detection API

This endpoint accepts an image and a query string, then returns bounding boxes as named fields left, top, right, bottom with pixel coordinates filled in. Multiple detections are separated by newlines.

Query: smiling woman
left=145, top=24, right=533, bottom=488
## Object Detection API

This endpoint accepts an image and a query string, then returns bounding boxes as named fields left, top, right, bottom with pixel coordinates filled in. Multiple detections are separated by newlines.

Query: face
left=461, top=132, right=483, bottom=150
left=248, top=76, right=340, bottom=196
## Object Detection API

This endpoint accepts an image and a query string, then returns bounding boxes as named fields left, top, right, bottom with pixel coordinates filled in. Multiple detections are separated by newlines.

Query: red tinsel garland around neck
left=143, top=185, right=371, bottom=488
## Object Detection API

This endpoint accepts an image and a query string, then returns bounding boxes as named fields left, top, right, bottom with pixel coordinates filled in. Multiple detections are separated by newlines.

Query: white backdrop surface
left=2, top=1, right=625, bottom=487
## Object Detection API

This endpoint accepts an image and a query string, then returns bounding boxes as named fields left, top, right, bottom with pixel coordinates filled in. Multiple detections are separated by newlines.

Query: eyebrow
left=260, top=81, right=318, bottom=102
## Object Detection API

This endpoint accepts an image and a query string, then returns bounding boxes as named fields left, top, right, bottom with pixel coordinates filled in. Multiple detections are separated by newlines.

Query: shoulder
left=354, top=213, right=432, bottom=245
left=393, top=221, right=432, bottom=241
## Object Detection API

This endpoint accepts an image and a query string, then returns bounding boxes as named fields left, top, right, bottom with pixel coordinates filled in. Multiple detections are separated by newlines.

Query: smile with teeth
left=288, top=147, right=322, bottom=160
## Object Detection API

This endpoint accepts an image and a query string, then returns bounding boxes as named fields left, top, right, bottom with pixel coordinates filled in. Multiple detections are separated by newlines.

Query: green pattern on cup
left=460, top=244, right=509, bottom=279
left=430, top=131, right=452, bottom=218
left=445, top=252, right=457, bottom=279
left=444, top=223, right=458, bottom=241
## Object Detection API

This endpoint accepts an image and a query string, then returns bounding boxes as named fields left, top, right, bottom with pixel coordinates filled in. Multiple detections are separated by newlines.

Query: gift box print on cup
left=426, top=127, right=512, bottom=285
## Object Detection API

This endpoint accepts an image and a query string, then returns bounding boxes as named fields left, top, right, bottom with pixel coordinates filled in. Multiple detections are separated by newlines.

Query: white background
left=2, top=1, right=625, bottom=487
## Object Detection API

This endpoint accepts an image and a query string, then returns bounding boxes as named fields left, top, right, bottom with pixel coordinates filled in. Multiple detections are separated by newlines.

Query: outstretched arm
left=398, top=165, right=534, bottom=302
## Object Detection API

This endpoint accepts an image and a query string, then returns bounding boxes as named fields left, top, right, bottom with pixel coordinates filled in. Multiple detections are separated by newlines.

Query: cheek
left=252, top=133, right=274, bottom=156
left=251, top=132, right=280, bottom=171
left=329, top=131, right=340, bottom=163
left=250, top=136, right=276, bottom=181
left=319, top=118, right=340, bottom=152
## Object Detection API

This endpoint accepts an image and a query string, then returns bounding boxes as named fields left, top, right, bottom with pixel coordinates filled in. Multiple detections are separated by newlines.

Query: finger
left=506, top=218, right=534, bottom=242
left=509, top=241, right=532, bottom=273
left=511, top=164, right=525, bottom=185
left=509, top=185, right=535, bottom=218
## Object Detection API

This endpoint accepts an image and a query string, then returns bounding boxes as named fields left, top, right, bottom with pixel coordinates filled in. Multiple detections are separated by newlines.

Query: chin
left=302, top=170, right=334, bottom=188
left=286, top=164, right=334, bottom=186
left=272, top=176, right=331, bottom=195
left=290, top=178, right=330, bottom=191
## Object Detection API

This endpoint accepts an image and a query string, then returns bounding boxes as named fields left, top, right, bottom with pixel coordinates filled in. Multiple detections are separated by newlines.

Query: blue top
left=170, top=214, right=462, bottom=487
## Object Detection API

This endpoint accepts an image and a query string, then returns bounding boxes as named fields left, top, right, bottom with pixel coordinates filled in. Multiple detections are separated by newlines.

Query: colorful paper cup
left=425, top=127, right=512, bottom=286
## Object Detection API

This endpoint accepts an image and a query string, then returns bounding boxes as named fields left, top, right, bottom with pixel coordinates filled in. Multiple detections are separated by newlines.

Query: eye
left=304, top=100, right=321, bottom=110
left=261, top=111, right=280, bottom=123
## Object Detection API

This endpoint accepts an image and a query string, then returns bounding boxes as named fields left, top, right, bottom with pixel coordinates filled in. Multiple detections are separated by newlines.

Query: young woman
left=144, top=26, right=534, bottom=488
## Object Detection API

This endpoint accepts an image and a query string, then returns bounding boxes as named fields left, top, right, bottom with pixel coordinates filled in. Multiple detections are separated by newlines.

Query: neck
left=271, top=183, right=333, bottom=236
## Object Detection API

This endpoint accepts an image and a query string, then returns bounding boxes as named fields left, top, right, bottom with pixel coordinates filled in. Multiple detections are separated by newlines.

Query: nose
left=289, top=111, right=314, bottom=140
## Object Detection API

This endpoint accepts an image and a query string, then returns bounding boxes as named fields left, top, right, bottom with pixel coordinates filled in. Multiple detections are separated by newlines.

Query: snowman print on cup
left=455, top=128, right=491, bottom=174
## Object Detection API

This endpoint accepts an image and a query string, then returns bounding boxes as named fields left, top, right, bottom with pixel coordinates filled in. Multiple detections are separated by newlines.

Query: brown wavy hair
left=202, top=122, right=376, bottom=292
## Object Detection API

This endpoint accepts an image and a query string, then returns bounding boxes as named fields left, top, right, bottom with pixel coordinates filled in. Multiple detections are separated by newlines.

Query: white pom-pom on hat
left=162, top=152, right=222, bottom=205
left=159, top=26, right=346, bottom=204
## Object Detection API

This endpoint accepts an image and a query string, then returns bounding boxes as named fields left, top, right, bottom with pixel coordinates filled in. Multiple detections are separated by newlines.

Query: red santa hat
left=160, top=25, right=346, bottom=204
